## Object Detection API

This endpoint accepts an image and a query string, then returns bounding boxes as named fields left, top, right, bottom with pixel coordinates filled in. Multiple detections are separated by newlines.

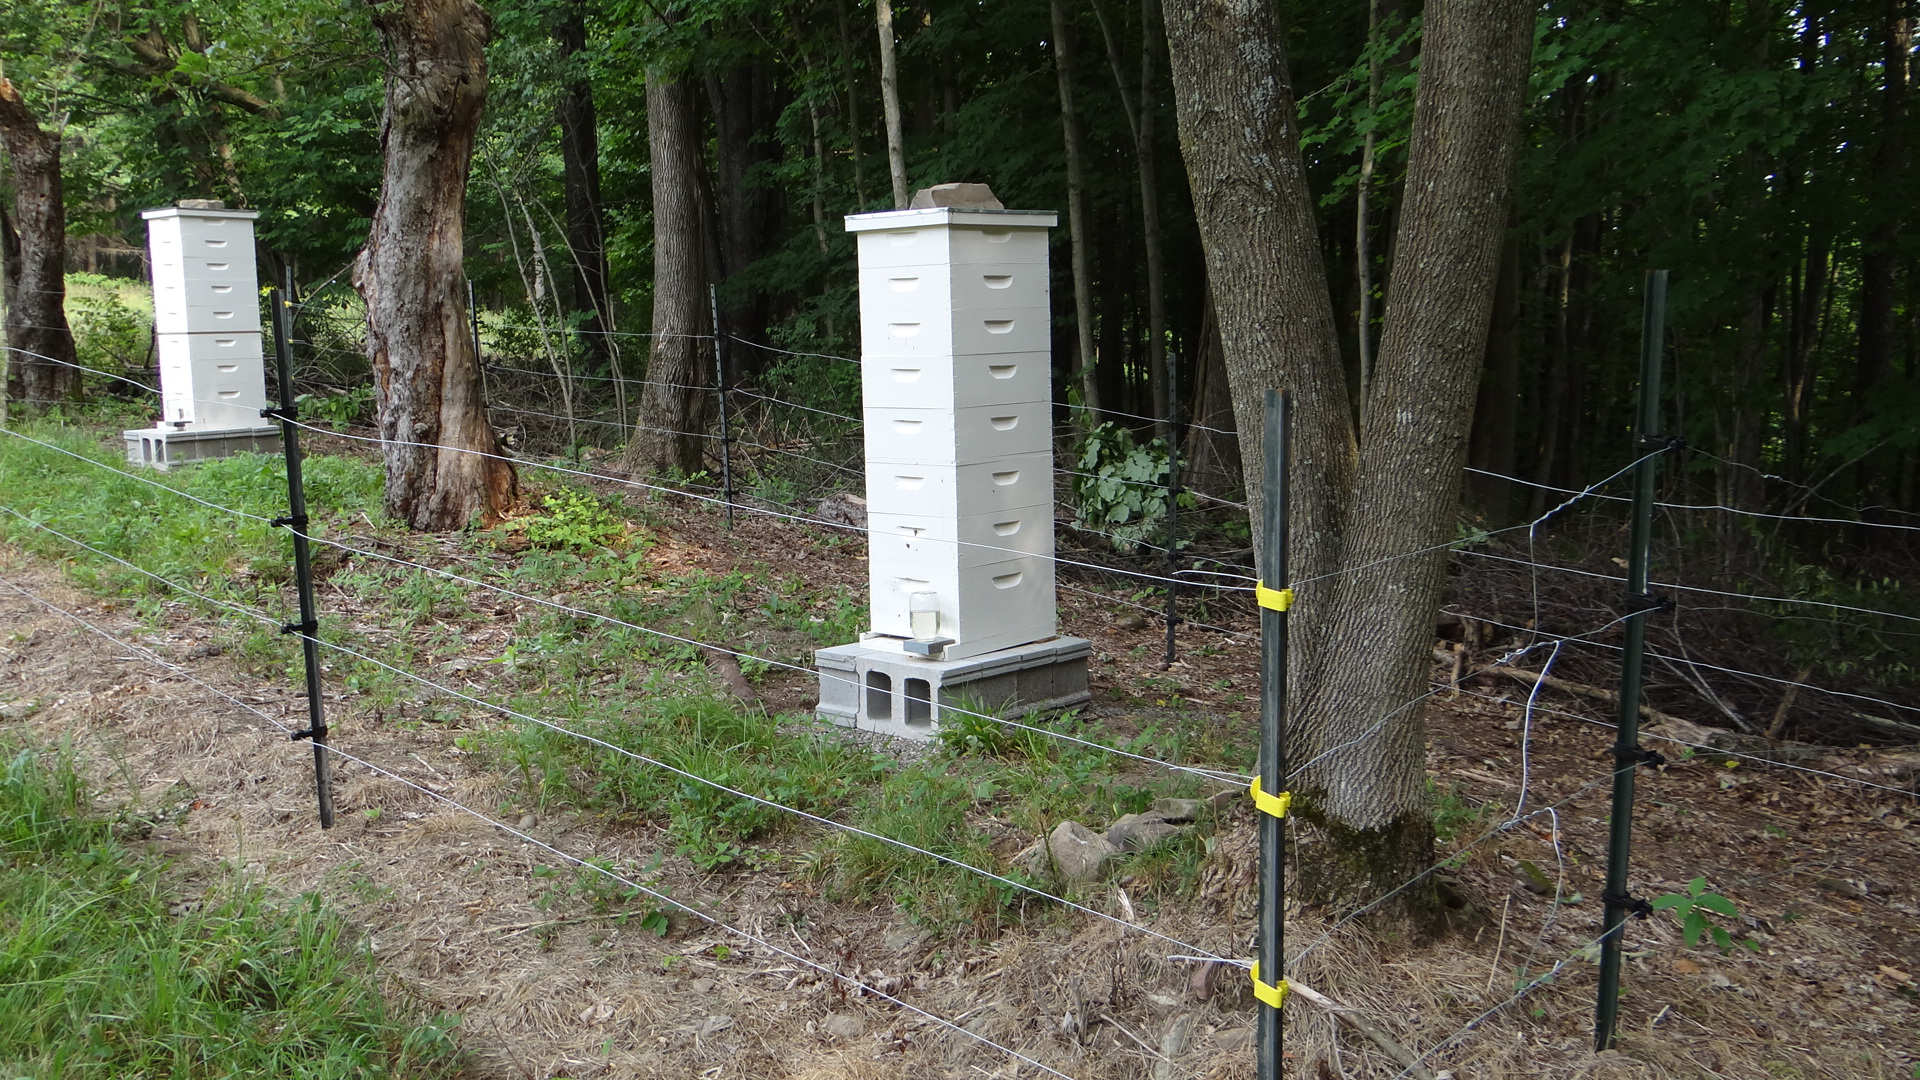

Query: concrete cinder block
left=124, top=425, right=281, bottom=471
left=814, top=636, right=1090, bottom=741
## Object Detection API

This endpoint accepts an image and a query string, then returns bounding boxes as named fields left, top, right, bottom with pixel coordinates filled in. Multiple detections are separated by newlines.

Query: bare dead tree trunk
left=0, top=79, right=79, bottom=410
left=1049, top=0, right=1101, bottom=418
left=1165, top=0, right=1533, bottom=921
left=355, top=0, right=516, bottom=531
left=626, top=70, right=709, bottom=477
left=875, top=0, right=909, bottom=208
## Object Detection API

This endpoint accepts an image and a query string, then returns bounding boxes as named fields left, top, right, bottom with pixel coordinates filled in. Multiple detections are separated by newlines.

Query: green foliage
left=1651, top=876, right=1757, bottom=954
left=1070, top=424, right=1193, bottom=553
left=0, top=740, right=462, bottom=1076
left=515, top=489, right=634, bottom=553
left=297, top=386, right=376, bottom=430
left=64, top=274, right=153, bottom=380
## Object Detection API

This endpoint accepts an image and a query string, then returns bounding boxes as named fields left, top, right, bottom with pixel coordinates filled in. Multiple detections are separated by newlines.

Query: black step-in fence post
left=711, top=283, right=734, bottom=530
left=1162, top=349, right=1182, bottom=667
left=1253, top=389, right=1293, bottom=1079
left=1595, top=269, right=1672, bottom=1048
left=265, top=275, right=334, bottom=829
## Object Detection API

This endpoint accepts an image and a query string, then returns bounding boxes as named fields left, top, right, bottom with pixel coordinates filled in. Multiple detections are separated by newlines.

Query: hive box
left=125, top=205, right=279, bottom=469
left=814, top=199, right=1088, bottom=739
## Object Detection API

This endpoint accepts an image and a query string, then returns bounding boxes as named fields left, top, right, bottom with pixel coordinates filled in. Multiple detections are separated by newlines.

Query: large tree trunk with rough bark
left=875, top=0, right=910, bottom=209
left=555, top=3, right=612, bottom=375
left=355, top=0, right=516, bottom=531
left=625, top=71, right=709, bottom=477
left=0, top=79, right=79, bottom=410
left=1164, top=0, right=1533, bottom=923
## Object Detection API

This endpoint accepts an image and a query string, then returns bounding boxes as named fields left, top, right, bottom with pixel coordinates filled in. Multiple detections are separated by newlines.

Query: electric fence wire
left=0, top=345, right=1249, bottom=597
left=284, top=417, right=1253, bottom=596
left=1468, top=464, right=1920, bottom=533
left=0, top=572, right=1088, bottom=1080
left=1446, top=683, right=1920, bottom=799
left=0, top=502, right=1241, bottom=973
left=0, top=436, right=1251, bottom=788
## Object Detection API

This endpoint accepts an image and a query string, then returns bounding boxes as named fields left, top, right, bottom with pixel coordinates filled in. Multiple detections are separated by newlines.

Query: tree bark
left=1049, top=0, right=1101, bottom=418
left=1164, top=0, right=1533, bottom=921
left=626, top=70, right=709, bottom=477
left=555, top=4, right=612, bottom=378
left=1092, top=0, right=1171, bottom=438
left=355, top=0, right=516, bottom=531
left=0, top=78, right=79, bottom=409
left=874, top=0, right=910, bottom=209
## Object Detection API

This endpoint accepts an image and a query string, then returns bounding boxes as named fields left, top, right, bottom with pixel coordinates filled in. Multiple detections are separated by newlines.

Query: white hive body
left=852, top=207, right=1058, bottom=661
left=125, top=206, right=279, bottom=468
left=814, top=197, right=1091, bottom=740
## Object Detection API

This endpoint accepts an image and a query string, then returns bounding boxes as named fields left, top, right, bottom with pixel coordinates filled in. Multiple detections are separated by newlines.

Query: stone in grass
left=822, top=1013, right=867, bottom=1040
left=1021, top=820, right=1118, bottom=884
left=1105, top=813, right=1185, bottom=853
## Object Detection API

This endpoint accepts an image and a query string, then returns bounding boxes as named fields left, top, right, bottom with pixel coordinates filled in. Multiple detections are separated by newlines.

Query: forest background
left=1, top=0, right=1912, bottom=542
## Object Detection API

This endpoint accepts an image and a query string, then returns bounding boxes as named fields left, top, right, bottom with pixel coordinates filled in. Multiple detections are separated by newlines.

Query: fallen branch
left=1286, top=979, right=1435, bottom=1080
left=1487, top=664, right=1718, bottom=744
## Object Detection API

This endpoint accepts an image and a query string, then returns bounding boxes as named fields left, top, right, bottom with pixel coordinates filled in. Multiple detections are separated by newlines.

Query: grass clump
left=0, top=741, right=463, bottom=1078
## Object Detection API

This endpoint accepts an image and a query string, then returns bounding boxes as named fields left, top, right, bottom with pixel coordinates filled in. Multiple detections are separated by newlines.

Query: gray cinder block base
left=814, top=636, right=1091, bottom=741
left=124, top=425, right=281, bottom=470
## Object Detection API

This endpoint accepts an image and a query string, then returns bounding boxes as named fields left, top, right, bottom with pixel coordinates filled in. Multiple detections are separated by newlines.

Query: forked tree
left=0, top=77, right=79, bottom=410
left=355, top=0, right=516, bottom=530
left=1163, top=0, right=1535, bottom=921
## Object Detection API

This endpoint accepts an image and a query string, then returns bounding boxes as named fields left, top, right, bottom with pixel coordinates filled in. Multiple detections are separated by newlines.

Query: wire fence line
left=0, top=502, right=1245, bottom=974
left=0, top=571, right=1084, bottom=1080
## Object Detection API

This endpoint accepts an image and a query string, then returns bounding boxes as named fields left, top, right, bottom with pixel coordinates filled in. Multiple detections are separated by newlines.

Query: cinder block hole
left=865, top=670, right=893, bottom=720
left=904, top=679, right=933, bottom=728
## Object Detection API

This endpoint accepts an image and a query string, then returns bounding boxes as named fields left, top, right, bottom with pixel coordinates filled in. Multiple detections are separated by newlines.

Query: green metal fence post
left=1254, top=389, right=1292, bottom=1078
left=1595, top=269, right=1672, bottom=1049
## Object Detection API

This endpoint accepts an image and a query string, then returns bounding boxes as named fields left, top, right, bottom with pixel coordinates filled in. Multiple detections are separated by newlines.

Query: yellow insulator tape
left=1250, top=776, right=1291, bottom=819
left=1251, top=960, right=1288, bottom=1008
left=1255, top=581, right=1294, bottom=611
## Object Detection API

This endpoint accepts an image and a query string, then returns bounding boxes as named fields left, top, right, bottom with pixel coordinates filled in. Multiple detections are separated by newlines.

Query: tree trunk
left=1049, top=0, right=1101, bottom=419
left=832, top=0, right=870, bottom=207
left=704, top=55, right=785, bottom=373
left=555, top=4, right=612, bottom=378
left=1165, top=0, right=1533, bottom=921
left=0, top=79, right=79, bottom=410
left=875, top=0, right=910, bottom=209
left=355, top=0, right=516, bottom=531
left=1092, top=0, right=1171, bottom=439
left=626, top=70, right=709, bottom=477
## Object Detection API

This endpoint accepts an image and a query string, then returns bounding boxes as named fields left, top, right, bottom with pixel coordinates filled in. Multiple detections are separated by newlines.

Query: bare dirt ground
left=2, top=507, right=1917, bottom=1079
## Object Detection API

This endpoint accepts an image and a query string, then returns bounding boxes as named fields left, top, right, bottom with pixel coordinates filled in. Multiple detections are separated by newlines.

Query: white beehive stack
left=126, top=204, right=278, bottom=468
left=848, top=203, right=1059, bottom=661
left=145, top=206, right=266, bottom=429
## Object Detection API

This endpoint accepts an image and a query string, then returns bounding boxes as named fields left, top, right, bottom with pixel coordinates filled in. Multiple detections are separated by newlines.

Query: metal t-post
left=1594, top=269, right=1670, bottom=1049
left=1255, top=389, right=1291, bottom=1079
left=1163, top=348, right=1182, bottom=666
left=267, top=275, right=334, bottom=829
left=711, top=283, right=734, bottom=530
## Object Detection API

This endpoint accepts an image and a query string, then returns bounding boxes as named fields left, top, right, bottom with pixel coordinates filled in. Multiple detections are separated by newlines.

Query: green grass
left=0, top=421, right=1236, bottom=939
left=0, top=740, right=463, bottom=1078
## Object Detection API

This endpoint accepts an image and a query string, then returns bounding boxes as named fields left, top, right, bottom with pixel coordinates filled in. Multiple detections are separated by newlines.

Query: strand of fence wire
left=1445, top=684, right=1919, bottom=799
left=1469, top=464, right=1920, bottom=533
left=0, top=436, right=1257, bottom=784
left=1436, top=605, right=1920, bottom=735
left=1460, top=548, right=1920, bottom=627
left=284, top=417, right=1251, bottom=596
left=1689, top=444, right=1920, bottom=525
left=0, top=572, right=1085, bottom=1080
left=1055, top=581, right=1256, bottom=643
left=0, top=420, right=1262, bottom=784
left=0, top=505, right=1242, bottom=974
left=487, top=402, right=869, bottom=481
left=0, top=353, right=1232, bottom=598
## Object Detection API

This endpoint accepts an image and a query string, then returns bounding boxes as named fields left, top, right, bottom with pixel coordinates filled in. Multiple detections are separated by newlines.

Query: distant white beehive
left=847, top=204, right=1059, bottom=660
left=143, top=205, right=266, bottom=430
